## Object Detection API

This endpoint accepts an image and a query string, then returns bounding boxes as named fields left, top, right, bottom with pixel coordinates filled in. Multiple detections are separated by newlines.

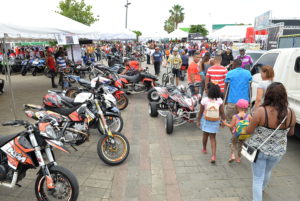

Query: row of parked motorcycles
left=0, top=57, right=46, bottom=76
left=0, top=59, right=161, bottom=200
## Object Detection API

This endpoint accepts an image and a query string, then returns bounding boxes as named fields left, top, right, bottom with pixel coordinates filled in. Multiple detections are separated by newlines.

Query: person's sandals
left=202, top=149, right=207, bottom=154
left=228, top=154, right=236, bottom=163
left=236, top=158, right=241, bottom=163
left=210, top=155, right=216, bottom=163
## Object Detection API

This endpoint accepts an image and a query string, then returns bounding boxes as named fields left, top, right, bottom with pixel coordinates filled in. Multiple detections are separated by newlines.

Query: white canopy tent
left=208, top=25, right=249, bottom=41
left=95, top=28, right=136, bottom=40
left=139, top=30, right=169, bottom=41
left=168, top=29, right=188, bottom=39
left=0, top=7, right=100, bottom=118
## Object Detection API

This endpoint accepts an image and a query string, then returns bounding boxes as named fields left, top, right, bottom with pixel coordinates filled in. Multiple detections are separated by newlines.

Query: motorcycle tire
left=147, top=88, right=160, bottom=102
left=162, top=73, right=168, bottom=86
left=1, top=67, right=5, bottom=75
left=166, top=112, right=174, bottom=134
left=149, top=102, right=158, bottom=117
left=104, top=115, right=124, bottom=133
left=65, top=87, right=80, bottom=98
left=21, top=68, right=27, bottom=76
left=32, top=69, right=37, bottom=76
left=115, top=93, right=129, bottom=110
left=35, top=165, right=79, bottom=201
left=97, top=132, right=130, bottom=166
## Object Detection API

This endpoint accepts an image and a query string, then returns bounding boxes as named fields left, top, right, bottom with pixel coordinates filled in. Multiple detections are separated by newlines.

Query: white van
left=251, top=48, right=300, bottom=136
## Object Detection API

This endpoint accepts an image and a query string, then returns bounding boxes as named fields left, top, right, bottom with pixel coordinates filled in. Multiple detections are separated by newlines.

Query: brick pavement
left=0, top=73, right=300, bottom=201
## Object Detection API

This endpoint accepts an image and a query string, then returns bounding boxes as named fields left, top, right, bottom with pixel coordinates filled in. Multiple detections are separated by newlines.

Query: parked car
left=250, top=48, right=300, bottom=137
left=233, top=50, right=266, bottom=64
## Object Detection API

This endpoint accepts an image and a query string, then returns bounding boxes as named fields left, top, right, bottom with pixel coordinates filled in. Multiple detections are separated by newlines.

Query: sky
left=2, top=0, right=300, bottom=34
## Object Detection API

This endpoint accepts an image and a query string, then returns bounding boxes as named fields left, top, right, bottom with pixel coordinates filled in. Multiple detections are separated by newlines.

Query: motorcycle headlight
left=45, top=125, right=57, bottom=139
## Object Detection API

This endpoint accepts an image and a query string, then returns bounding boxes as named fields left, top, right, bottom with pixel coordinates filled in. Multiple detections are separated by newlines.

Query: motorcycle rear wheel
left=35, top=165, right=79, bottom=201
left=97, top=132, right=130, bottom=166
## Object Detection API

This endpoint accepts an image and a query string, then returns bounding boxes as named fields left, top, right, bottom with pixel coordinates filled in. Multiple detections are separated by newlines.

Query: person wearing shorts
left=166, top=47, right=182, bottom=86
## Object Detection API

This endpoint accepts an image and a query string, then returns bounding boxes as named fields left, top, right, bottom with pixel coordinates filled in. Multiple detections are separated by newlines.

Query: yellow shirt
left=167, top=54, right=182, bottom=69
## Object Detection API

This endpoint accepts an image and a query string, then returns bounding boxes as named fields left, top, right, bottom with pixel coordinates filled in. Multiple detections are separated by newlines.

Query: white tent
left=0, top=8, right=99, bottom=40
left=208, top=25, right=249, bottom=41
left=139, top=30, right=169, bottom=41
left=95, top=28, right=136, bottom=40
left=168, top=29, right=188, bottom=39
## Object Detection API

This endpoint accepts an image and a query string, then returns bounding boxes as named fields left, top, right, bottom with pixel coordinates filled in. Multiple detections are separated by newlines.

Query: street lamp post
left=125, top=0, right=131, bottom=29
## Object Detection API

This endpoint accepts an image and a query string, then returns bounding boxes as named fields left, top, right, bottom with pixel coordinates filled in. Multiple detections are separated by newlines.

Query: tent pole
left=3, top=34, right=17, bottom=120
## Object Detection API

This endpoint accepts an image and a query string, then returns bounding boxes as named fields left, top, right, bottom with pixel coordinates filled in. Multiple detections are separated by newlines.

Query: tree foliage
left=132, top=30, right=142, bottom=41
left=189, top=24, right=209, bottom=36
left=57, top=0, right=99, bottom=26
left=164, top=17, right=175, bottom=34
left=164, top=4, right=184, bottom=33
left=169, top=4, right=185, bottom=29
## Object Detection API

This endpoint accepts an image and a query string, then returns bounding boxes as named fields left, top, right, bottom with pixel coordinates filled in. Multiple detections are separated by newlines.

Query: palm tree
left=164, top=17, right=175, bottom=33
left=169, top=4, right=184, bottom=29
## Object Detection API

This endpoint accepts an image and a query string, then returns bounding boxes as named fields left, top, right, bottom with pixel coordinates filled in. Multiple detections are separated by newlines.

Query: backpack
left=234, top=114, right=251, bottom=140
left=204, top=100, right=220, bottom=121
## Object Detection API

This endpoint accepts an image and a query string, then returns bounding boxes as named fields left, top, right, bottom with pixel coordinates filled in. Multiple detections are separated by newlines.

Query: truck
left=250, top=48, right=300, bottom=137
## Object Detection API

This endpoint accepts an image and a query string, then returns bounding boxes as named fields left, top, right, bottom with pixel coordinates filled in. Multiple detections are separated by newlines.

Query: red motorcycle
left=0, top=119, right=79, bottom=201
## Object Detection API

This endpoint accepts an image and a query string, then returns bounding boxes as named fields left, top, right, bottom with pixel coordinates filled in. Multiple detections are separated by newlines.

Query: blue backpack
left=234, top=114, right=251, bottom=140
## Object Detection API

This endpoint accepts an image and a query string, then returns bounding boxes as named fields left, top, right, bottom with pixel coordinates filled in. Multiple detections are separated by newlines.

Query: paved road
left=0, top=71, right=300, bottom=201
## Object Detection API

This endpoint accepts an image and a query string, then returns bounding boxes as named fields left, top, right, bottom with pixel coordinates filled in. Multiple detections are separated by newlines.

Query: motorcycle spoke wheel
left=97, top=133, right=130, bottom=166
left=35, top=166, right=78, bottom=201
left=106, top=116, right=123, bottom=132
left=116, top=94, right=128, bottom=110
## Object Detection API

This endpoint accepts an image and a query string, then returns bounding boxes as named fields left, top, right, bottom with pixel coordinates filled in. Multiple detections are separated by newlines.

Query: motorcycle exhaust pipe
left=0, top=172, right=18, bottom=188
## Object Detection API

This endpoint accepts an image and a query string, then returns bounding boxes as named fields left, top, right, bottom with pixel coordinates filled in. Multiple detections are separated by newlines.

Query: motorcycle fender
left=114, top=90, right=124, bottom=98
left=104, top=111, right=120, bottom=117
left=142, top=78, right=153, bottom=83
left=120, top=78, right=129, bottom=84
left=45, top=140, right=70, bottom=154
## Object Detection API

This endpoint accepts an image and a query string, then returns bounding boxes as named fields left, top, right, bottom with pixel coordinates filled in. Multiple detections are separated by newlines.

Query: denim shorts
left=172, top=68, right=180, bottom=77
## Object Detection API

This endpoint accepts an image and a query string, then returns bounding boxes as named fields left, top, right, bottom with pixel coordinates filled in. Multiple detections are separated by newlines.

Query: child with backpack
left=197, top=83, right=226, bottom=163
left=222, top=99, right=252, bottom=163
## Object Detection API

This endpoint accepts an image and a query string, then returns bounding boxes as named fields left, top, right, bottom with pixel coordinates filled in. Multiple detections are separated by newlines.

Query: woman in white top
left=254, top=66, right=274, bottom=111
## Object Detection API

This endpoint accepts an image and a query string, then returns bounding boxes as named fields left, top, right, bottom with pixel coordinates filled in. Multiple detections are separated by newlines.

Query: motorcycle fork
left=95, top=100, right=113, bottom=137
left=28, top=133, right=54, bottom=189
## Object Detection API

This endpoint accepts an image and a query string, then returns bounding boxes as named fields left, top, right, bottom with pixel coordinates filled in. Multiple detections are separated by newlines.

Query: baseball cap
left=173, top=47, right=178, bottom=52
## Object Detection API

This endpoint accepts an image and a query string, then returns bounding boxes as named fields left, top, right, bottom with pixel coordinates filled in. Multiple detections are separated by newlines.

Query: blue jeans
left=252, top=152, right=282, bottom=201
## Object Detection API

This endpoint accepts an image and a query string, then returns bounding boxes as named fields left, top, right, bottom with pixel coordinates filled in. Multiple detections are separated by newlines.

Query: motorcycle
left=149, top=85, right=201, bottom=134
left=20, top=59, right=31, bottom=76
left=66, top=75, right=129, bottom=111
left=25, top=90, right=130, bottom=166
left=31, top=58, right=46, bottom=76
left=0, top=119, right=79, bottom=200
left=111, top=68, right=159, bottom=100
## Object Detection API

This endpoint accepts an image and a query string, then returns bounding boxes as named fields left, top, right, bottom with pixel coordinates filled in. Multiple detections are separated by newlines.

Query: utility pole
left=125, top=0, right=131, bottom=29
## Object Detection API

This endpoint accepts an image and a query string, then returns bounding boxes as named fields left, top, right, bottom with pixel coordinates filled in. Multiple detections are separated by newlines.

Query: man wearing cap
left=221, top=48, right=233, bottom=67
left=236, top=48, right=253, bottom=70
left=224, top=59, right=252, bottom=122
left=166, top=47, right=182, bottom=86
left=152, top=47, right=163, bottom=76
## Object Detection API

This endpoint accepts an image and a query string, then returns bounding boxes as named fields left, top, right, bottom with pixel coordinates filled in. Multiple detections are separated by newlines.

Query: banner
left=55, top=34, right=79, bottom=45
left=254, top=11, right=271, bottom=31
left=232, top=43, right=261, bottom=51
left=267, top=24, right=284, bottom=50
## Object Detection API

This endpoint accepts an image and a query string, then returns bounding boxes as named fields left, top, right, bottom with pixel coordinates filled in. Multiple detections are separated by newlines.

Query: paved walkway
left=0, top=71, right=300, bottom=201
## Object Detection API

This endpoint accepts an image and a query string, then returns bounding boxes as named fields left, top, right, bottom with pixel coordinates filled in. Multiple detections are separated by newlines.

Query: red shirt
left=125, top=61, right=140, bottom=71
left=47, top=56, right=56, bottom=71
left=187, top=61, right=201, bottom=83
left=206, top=65, right=228, bottom=92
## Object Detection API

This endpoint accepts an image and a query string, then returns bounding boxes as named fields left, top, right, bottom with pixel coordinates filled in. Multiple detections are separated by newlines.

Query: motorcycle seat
left=140, top=72, right=158, bottom=81
left=45, top=105, right=80, bottom=117
left=76, top=66, right=90, bottom=71
left=120, top=74, right=140, bottom=83
left=0, top=133, right=20, bottom=147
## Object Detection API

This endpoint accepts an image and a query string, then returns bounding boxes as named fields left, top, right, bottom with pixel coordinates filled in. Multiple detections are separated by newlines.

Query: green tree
left=189, top=24, right=209, bottom=36
left=169, top=4, right=185, bottom=29
left=164, top=17, right=175, bottom=33
left=57, top=0, right=99, bottom=26
left=132, top=30, right=142, bottom=41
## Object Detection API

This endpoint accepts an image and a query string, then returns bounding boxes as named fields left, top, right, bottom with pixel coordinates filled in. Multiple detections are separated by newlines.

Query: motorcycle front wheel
left=35, top=165, right=79, bottom=201
left=115, top=93, right=129, bottom=110
left=101, top=115, right=124, bottom=133
left=97, top=132, right=130, bottom=166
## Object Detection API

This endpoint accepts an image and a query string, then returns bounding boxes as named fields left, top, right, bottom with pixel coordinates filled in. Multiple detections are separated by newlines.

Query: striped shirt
left=56, top=56, right=66, bottom=71
left=206, top=65, right=228, bottom=92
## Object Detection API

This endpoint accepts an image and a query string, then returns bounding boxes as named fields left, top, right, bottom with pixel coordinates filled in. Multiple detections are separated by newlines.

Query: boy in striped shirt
left=205, top=55, right=228, bottom=97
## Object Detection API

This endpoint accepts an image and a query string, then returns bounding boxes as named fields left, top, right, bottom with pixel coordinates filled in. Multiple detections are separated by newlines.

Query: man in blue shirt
left=152, top=47, right=163, bottom=76
left=224, top=59, right=252, bottom=122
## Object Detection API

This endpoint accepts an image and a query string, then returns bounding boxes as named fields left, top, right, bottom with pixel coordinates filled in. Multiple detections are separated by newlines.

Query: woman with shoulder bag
left=246, top=82, right=296, bottom=201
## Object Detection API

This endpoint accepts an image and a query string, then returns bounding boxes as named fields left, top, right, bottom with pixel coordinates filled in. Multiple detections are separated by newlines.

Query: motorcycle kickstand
left=71, top=145, right=78, bottom=151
